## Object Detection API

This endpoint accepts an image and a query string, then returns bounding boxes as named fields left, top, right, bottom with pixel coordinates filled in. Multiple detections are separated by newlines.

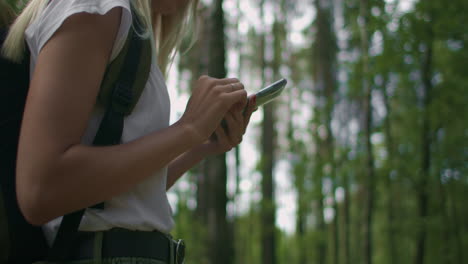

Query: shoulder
left=26, top=0, right=133, bottom=61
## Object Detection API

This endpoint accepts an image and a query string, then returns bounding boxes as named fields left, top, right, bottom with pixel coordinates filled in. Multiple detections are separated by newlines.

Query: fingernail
left=251, top=95, right=257, bottom=107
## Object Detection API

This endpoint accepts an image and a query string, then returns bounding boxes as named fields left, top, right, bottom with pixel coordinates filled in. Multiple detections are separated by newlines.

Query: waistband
left=67, top=228, right=185, bottom=264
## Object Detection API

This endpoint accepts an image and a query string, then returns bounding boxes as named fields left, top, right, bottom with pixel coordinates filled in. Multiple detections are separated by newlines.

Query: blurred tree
left=259, top=0, right=277, bottom=263
left=6, top=0, right=468, bottom=263
left=412, top=2, right=434, bottom=264
left=310, top=0, right=338, bottom=263
left=375, top=2, right=399, bottom=262
left=0, top=0, right=16, bottom=27
left=180, top=1, right=235, bottom=263
left=358, top=1, right=377, bottom=264
left=201, top=1, right=234, bottom=263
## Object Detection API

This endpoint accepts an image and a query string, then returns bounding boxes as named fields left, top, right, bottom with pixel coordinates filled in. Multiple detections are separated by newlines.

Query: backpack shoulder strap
left=0, top=189, right=10, bottom=263
left=48, top=8, right=152, bottom=261
left=92, top=11, right=152, bottom=146
left=97, top=16, right=152, bottom=116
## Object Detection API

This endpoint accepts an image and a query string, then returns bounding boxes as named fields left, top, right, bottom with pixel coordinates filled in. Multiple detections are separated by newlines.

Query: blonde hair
left=1, top=0, right=198, bottom=75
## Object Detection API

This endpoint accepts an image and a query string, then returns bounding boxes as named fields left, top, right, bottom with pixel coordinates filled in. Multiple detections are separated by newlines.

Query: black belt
left=67, top=228, right=185, bottom=264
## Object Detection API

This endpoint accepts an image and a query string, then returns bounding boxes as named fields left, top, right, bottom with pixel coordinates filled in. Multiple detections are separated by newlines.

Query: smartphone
left=251, top=78, right=288, bottom=108
left=217, top=78, right=288, bottom=135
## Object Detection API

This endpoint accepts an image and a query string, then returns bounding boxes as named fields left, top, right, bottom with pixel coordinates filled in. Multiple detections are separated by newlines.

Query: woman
left=2, top=0, right=256, bottom=263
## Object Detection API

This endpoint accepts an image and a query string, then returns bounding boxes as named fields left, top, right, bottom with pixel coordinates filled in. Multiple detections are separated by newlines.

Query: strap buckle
left=111, top=82, right=133, bottom=114
left=174, top=239, right=185, bottom=264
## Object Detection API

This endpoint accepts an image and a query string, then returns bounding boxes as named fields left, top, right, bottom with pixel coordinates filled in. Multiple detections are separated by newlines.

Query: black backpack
left=0, top=7, right=152, bottom=263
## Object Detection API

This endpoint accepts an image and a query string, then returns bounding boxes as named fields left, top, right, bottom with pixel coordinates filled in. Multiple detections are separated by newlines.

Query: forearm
left=166, top=143, right=213, bottom=190
left=166, top=101, right=257, bottom=190
left=17, top=121, right=199, bottom=225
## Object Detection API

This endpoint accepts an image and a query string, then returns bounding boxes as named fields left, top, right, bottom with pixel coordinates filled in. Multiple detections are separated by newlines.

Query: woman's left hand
left=204, top=94, right=257, bottom=155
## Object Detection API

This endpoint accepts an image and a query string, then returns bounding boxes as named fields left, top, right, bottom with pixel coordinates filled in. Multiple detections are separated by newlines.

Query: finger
left=215, top=126, right=232, bottom=150
left=228, top=106, right=243, bottom=123
left=223, top=89, right=248, bottom=109
left=240, top=94, right=255, bottom=115
left=216, top=82, right=244, bottom=94
left=242, top=95, right=257, bottom=129
left=225, top=113, right=239, bottom=136
left=232, top=99, right=248, bottom=113
left=235, top=109, right=243, bottom=124
left=225, top=113, right=243, bottom=144
left=243, top=109, right=253, bottom=129
left=247, top=94, right=257, bottom=111
left=215, top=126, right=228, bottom=144
left=234, top=110, right=246, bottom=135
left=216, top=77, right=240, bottom=85
left=243, top=107, right=255, bottom=130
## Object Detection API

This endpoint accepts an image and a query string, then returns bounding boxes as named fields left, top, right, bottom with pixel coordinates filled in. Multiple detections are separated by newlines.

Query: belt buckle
left=174, top=239, right=185, bottom=264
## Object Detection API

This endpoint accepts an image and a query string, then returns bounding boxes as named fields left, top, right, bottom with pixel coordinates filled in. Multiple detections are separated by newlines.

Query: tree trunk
left=414, top=9, right=434, bottom=264
left=382, top=76, right=398, bottom=264
left=259, top=1, right=277, bottom=264
left=296, top=180, right=307, bottom=264
left=343, top=170, right=351, bottom=264
left=260, top=105, right=276, bottom=264
left=438, top=178, right=452, bottom=264
left=448, top=184, right=464, bottom=264
left=358, top=1, right=375, bottom=264
left=203, top=155, right=232, bottom=263
left=313, top=0, right=338, bottom=263
left=199, top=1, right=234, bottom=263
left=194, top=4, right=210, bottom=226
left=314, top=154, right=327, bottom=264
left=288, top=34, right=307, bottom=264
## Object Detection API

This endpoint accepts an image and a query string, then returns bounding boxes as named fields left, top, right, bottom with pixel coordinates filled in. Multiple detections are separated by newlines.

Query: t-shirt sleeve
left=25, top=0, right=132, bottom=62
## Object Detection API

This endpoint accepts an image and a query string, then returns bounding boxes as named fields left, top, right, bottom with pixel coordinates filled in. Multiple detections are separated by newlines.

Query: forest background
left=4, top=0, right=468, bottom=263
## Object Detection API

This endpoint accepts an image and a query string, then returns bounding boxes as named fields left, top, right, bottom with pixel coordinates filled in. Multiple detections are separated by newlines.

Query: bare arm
left=16, top=8, right=247, bottom=225
left=166, top=143, right=211, bottom=190
left=166, top=95, right=257, bottom=190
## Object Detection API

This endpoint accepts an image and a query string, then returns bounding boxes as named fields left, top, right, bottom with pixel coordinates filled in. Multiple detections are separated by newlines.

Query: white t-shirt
left=24, top=0, right=175, bottom=245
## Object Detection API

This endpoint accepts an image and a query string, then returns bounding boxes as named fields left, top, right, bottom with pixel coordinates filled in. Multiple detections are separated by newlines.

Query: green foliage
left=5, top=0, right=466, bottom=263
left=3, top=0, right=26, bottom=13
left=172, top=198, right=210, bottom=264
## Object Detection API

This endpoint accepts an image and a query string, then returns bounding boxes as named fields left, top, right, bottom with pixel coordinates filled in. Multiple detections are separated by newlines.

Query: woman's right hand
left=180, top=75, right=248, bottom=144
